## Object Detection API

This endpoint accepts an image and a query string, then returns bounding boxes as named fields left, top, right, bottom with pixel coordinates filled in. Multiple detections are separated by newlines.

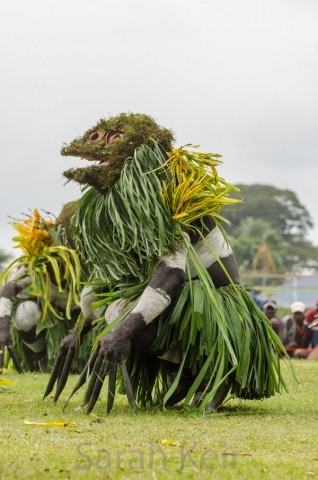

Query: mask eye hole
left=88, top=129, right=106, bottom=142
left=107, top=131, right=124, bottom=144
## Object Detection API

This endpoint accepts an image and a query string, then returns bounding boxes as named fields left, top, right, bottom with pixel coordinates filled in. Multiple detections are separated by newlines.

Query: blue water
left=268, top=274, right=318, bottom=308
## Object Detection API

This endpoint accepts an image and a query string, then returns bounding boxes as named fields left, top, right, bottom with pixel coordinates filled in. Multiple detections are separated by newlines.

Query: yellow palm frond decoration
left=161, top=145, right=241, bottom=226
left=12, top=209, right=55, bottom=256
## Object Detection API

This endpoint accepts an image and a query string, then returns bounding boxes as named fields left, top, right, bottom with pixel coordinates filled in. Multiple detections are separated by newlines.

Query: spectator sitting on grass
left=301, top=298, right=318, bottom=348
left=263, top=299, right=283, bottom=341
left=282, top=301, right=306, bottom=356
left=293, top=299, right=318, bottom=359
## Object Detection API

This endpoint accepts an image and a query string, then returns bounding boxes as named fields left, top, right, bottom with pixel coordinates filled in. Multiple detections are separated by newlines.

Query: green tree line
left=224, top=184, right=318, bottom=272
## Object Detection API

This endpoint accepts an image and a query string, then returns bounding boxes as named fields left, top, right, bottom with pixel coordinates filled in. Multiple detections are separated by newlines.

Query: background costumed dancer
left=0, top=206, right=86, bottom=373
left=44, top=113, right=287, bottom=413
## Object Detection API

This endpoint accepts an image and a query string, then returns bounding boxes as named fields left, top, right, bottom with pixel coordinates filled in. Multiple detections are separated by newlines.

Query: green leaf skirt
left=125, top=282, right=288, bottom=410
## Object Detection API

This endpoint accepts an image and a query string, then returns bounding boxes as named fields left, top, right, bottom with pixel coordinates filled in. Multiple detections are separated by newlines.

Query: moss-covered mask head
left=62, top=113, right=174, bottom=192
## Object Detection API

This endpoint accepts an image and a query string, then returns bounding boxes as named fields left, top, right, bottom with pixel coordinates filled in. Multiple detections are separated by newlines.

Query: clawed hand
left=42, top=329, right=79, bottom=402
left=44, top=330, right=137, bottom=414
left=99, top=331, right=132, bottom=364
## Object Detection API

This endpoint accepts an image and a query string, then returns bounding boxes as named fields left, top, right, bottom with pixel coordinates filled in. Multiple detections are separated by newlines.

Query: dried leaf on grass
left=24, top=419, right=77, bottom=427
left=161, top=439, right=181, bottom=447
left=0, top=378, right=15, bottom=386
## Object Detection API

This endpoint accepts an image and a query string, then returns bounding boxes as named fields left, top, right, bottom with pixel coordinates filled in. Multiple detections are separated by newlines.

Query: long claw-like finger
left=86, top=359, right=109, bottom=414
left=83, top=355, right=103, bottom=406
left=120, top=363, right=138, bottom=413
left=7, top=346, right=23, bottom=374
left=54, top=349, right=75, bottom=403
left=106, top=363, right=117, bottom=414
left=63, top=346, right=100, bottom=411
left=43, top=354, right=64, bottom=399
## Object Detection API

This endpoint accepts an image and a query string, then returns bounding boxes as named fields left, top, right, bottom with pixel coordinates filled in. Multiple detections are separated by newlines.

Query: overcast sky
left=1, top=0, right=317, bottom=259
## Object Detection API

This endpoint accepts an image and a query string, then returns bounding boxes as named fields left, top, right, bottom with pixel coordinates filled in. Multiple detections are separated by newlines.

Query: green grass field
left=1, top=360, right=317, bottom=480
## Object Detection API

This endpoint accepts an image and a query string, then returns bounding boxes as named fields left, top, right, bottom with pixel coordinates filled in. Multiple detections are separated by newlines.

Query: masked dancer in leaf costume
left=44, top=113, right=287, bottom=413
left=0, top=206, right=83, bottom=373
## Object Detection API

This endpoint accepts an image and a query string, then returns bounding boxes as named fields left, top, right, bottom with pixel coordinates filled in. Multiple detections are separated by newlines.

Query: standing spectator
left=263, top=300, right=283, bottom=341
left=301, top=298, right=318, bottom=348
left=282, top=301, right=306, bottom=356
